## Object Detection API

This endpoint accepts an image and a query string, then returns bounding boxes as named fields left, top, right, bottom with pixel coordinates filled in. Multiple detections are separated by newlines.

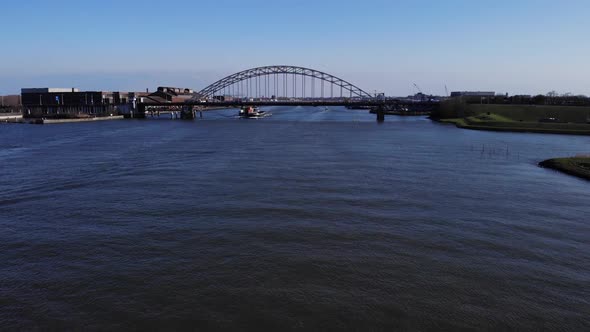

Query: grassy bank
left=436, top=103, right=590, bottom=135
left=468, top=104, right=590, bottom=123
left=539, top=157, right=590, bottom=181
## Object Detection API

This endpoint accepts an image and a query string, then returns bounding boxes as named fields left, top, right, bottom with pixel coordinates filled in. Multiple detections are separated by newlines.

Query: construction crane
left=413, top=83, right=423, bottom=94
left=413, top=83, right=427, bottom=101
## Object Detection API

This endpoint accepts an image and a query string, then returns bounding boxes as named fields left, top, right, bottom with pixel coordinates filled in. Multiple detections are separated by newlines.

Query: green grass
left=440, top=117, right=590, bottom=134
left=469, top=104, right=590, bottom=123
left=539, top=157, right=590, bottom=181
left=468, top=113, right=515, bottom=122
left=436, top=102, right=590, bottom=135
left=438, top=118, right=467, bottom=126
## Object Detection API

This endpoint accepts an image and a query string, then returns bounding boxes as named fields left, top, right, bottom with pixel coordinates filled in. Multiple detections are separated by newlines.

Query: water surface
left=1, top=107, right=589, bottom=330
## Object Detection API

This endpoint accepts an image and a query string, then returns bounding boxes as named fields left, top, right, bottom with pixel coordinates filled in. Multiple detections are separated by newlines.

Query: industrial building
left=1, top=95, right=21, bottom=107
left=140, top=87, right=195, bottom=104
left=22, top=88, right=134, bottom=106
left=19, top=86, right=198, bottom=118
left=20, top=88, right=149, bottom=118
left=450, top=91, right=496, bottom=97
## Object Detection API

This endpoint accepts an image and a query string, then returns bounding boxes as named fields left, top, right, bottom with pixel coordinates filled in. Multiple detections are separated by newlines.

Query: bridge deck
left=138, top=100, right=438, bottom=108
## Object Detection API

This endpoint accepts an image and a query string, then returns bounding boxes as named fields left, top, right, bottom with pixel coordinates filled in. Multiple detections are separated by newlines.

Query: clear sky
left=1, top=0, right=589, bottom=96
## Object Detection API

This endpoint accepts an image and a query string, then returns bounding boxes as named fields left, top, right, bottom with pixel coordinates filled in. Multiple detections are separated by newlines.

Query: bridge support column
left=376, top=107, right=385, bottom=122
left=135, top=104, right=146, bottom=119
left=181, top=107, right=195, bottom=120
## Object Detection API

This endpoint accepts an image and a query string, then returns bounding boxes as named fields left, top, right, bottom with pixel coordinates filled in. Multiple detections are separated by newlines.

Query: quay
left=0, top=113, right=23, bottom=122
left=30, top=115, right=125, bottom=124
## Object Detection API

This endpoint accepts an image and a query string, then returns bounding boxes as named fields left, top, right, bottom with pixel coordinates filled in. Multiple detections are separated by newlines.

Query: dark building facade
left=140, top=87, right=195, bottom=104
left=0, top=95, right=22, bottom=113
left=450, top=91, right=496, bottom=98
left=21, top=88, right=144, bottom=118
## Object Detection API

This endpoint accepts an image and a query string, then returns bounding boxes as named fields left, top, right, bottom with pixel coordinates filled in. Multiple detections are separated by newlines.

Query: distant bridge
left=196, top=65, right=373, bottom=100
left=139, top=100, right=438, bottom=108
left=136, top=65, right=438, bottom=120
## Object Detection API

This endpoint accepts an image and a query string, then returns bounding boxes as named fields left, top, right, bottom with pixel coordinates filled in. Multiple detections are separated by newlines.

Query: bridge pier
left=376, top=107, right=385, bottom=122
left=181, top=107, right=195, bottom=120
left=135, top=104, right=146, bottom=119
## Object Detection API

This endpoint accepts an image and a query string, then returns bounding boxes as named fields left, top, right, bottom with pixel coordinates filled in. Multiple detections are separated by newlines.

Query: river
left=1, top=106, right=589, bottom=330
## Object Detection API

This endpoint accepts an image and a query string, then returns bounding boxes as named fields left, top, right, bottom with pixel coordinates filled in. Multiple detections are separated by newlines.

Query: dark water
left=1, top=107, right=589, bottom=331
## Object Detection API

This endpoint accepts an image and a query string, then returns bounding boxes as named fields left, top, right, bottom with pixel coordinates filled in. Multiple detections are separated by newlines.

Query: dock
left=0, top=113, right=23, bottom=122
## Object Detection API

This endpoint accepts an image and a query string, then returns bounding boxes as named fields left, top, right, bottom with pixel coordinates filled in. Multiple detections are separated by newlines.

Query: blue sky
left=1, top=0, right=589, bottom=96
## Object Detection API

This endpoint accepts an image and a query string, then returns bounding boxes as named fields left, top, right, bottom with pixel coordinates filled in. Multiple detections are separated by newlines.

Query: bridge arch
left=197, top=65, right=372, bottom=99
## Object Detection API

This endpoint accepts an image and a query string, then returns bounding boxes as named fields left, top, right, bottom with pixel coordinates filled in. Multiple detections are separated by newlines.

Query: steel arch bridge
left=197, top=65, right=373, bottom=99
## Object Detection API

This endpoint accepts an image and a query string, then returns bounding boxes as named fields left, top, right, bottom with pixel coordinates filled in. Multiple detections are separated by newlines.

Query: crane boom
left=413, top=83, right=423, bottom=94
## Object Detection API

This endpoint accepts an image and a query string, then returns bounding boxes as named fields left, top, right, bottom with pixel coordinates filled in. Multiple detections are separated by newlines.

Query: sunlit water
left=1, top=107, right=589, bottom=330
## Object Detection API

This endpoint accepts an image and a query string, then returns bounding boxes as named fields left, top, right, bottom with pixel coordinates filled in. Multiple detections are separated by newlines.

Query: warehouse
left=21, top=88, right=146, bottom=118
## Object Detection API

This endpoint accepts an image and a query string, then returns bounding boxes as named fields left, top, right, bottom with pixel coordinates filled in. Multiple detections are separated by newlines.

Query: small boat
left=239, top=106, right=271, bottom=119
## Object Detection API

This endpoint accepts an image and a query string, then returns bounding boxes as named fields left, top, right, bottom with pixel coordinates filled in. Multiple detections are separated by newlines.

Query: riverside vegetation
left=434, top=99, right=590, bottom=135
left=432, top=98, right=590, bottom=181
left=539, top=156, right=590, bottom=181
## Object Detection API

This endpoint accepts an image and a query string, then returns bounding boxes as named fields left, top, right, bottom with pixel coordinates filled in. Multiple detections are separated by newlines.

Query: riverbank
left=539, top=157, right=590, bottom=181
left=436, top=104, right=590, bottom=135
left=0, top=113, right=23, bottom=123
left=370, top=110, right=431, bottom=116
left=439, top=116, right=590, bottom=135
left=30, top=116, right=125, bottom=124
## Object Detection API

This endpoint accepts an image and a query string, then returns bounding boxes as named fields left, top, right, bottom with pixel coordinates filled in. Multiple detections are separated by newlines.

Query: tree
left=532, top=94, right=546, bottom=105
left=435, top=98, right=471, bottom=119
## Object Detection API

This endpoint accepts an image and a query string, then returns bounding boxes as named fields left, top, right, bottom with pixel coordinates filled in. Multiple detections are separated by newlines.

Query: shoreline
left=27, top=116, right=125, bottom=124
left=370, top=110, right=431, bottom=116
left=41, top=116, right=125, bottom=124
left=0, top=113, right=23, bottom=122
left=436, top=118, right=590, bottom=136
left=434, top=103, right=590, bottom=136
left=539, top=157, right=590, bottom=181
